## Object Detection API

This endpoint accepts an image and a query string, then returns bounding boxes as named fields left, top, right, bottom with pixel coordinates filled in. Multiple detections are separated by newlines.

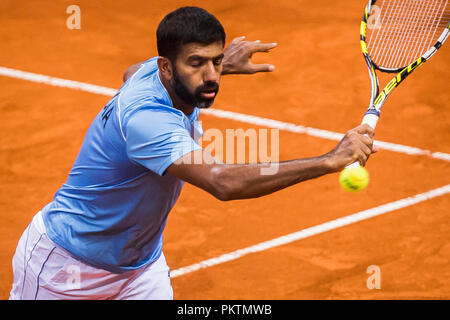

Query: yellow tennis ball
left=339, top=166, right=370, bottom=192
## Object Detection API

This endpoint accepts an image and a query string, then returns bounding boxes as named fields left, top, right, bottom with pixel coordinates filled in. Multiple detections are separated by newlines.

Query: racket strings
left=367, top=0, right=450, bottom=70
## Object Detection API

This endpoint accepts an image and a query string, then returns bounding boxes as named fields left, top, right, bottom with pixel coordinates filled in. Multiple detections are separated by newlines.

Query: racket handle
left=344, top=112, right=379, bottom=169
left=361, top=112, right=379, bottom=131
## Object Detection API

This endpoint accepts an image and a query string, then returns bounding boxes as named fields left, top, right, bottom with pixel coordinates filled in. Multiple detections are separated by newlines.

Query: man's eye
left=190, top=61, right=203, bottom=67
left=213, top=58, right=223, bottom=65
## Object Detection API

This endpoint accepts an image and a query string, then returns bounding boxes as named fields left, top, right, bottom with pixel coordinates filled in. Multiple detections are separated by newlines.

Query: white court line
left=200, top=109, right=450, bottom=161
left=0, top=66, right=118, bottom=96
left=0, top=66, right=449, bottom=162
left=170, top=184, right=450, bottom=278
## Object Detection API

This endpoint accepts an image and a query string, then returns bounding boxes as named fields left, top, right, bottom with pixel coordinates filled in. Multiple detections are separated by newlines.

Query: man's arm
left=122, top=37, right=277, bottom=82
left=166, top=125, right=376, bottom=201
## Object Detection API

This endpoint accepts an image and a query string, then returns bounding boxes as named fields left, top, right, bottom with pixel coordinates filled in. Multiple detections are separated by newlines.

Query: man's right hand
left=325, top=124, right=377, bottom=172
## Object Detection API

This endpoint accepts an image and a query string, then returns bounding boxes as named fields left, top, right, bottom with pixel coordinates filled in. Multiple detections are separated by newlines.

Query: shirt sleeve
left=125, top=108, right=202, bottom=175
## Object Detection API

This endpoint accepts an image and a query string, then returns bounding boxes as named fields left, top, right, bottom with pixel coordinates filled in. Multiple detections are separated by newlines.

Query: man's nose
left=203, top=61, right=220, bottom=83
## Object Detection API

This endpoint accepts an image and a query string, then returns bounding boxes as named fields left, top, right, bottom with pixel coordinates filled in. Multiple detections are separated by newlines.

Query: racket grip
left=361, top=112, right=379, bottom=130
left=344, top=112, right=379, bottom=169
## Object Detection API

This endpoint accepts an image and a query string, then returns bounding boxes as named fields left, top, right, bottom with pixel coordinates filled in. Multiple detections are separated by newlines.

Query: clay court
left=0, top=0, right=449, bottom=299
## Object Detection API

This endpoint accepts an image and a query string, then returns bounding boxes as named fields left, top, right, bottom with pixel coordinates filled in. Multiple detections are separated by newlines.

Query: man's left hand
left=221, top=36, right=277, bottom=75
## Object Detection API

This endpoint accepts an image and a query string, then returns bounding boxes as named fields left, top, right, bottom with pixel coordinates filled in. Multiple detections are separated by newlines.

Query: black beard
left=172, top=68, right=219, bottom=109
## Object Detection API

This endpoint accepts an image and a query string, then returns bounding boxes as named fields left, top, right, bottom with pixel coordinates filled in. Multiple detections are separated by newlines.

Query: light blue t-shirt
left=42, top=57, right=203, bottom=273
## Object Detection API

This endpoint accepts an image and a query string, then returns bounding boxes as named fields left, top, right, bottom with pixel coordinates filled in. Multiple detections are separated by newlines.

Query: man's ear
left=157, top=57, right=173, bottom=81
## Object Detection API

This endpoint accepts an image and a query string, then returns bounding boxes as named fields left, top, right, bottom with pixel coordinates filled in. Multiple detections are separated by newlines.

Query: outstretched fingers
left=248, top=63, right=275, bottom=73
left=249, top=40, right=278, bottom=53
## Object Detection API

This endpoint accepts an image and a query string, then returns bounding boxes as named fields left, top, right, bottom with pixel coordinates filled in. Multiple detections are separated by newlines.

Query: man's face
left=171, top=41, right=224, bottom=108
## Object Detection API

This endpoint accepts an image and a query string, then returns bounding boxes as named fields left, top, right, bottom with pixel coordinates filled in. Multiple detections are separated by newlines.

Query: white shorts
left=9, top=211, right=173, bottom=300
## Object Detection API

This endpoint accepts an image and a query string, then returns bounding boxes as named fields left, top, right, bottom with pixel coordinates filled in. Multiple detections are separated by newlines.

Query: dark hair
left=157, top=7, right=226, bottom=62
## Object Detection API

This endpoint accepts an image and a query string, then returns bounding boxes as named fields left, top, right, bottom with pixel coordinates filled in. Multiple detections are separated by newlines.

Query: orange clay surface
left=0, top=0, right=449, bottom=299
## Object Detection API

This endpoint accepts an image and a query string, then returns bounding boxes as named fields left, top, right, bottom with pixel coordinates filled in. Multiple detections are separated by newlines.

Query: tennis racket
left=345, top=0, right=450, bottom=171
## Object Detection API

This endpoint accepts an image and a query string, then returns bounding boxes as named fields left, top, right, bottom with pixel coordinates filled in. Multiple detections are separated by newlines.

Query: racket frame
left=360, top=0, right=450, bottom=129
left=345, top=0, right=449, bottom=169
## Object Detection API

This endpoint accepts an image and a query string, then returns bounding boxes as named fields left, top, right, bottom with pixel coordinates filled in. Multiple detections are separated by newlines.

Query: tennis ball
left=339, top=166, right=370, bottom=192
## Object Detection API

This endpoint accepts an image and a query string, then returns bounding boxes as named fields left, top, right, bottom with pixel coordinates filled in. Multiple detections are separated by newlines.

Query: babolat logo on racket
left=396, top=58, right=424, bottom=82
left=373, top=57, right=425, bottom=107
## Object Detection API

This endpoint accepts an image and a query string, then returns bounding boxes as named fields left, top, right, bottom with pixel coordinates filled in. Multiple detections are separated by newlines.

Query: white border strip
left=1, top=66, right=449, bottom=161
left=170, top=184, right=450, bottom=278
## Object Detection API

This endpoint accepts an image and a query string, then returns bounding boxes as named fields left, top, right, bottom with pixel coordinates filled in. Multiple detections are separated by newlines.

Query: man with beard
left=10, top=7, right=375, bottom=300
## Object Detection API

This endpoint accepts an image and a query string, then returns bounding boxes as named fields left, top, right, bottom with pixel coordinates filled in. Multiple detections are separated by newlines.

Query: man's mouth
left=200, top=91, right=216, bottom=99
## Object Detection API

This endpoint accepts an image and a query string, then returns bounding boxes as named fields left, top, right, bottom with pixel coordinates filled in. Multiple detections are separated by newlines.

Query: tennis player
left=9, top=7, right=375, bottom=300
